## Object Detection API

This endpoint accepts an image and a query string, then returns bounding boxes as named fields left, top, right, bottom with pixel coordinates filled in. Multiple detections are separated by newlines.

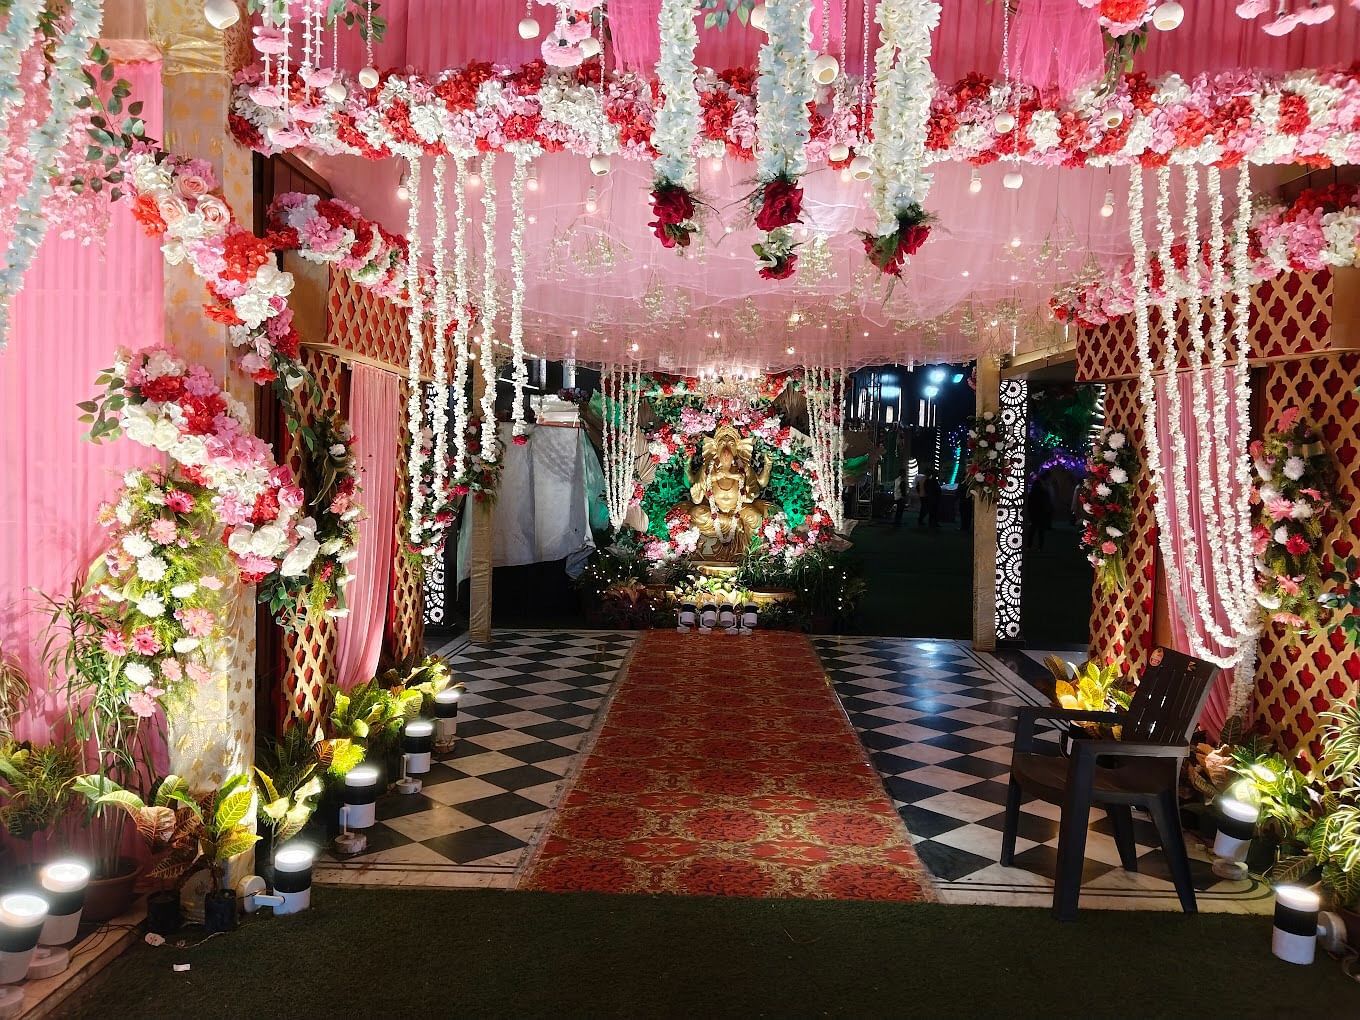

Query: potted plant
left=1041, top=656, right=1135, bottom=754
left=72, top=773, right=200, bottom=934
left=0, top=644, right=31, bottom=743
left=41, top=584, right=152, bottom=921
left=254, top=729, right=324, bottom=883
left=0, top=740, right=79, bottom=872
left=1266, top=705, right=1360, bottom=943
left=329, top=681, right=421, bottom=788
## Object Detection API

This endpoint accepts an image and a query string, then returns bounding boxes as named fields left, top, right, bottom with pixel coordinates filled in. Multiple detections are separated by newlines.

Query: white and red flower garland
left=650, top=0, right=702, bottom=252
left=1250, top=406, right=1340, bottom=631
left=962, top=410, right=1016, bottom=506
left=1078, top=428, right=1138, bottom=590
left=751, top=0, right=813, bottom=282
left=227, top=61, right=1360, bottom=171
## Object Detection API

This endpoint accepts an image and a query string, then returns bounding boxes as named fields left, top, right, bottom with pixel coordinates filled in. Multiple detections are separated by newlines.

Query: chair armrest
left=1070, top=739, right=1190, bottom=762
left=1013, top=705, right=1124, bottom=753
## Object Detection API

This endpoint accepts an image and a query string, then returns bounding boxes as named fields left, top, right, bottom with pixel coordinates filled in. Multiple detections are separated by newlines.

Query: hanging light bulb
left=840, top=168, right=852, bottom=183
left=849, top=155, right=872, bottom=181
left=589, top=153, right=612, bottom=177
left=396, top=175, right=410, bottom=202
left=1152, top=1, right=1185, bottom=30
left=1009, top=236, right=1021, bottom=248
left=1102, top=109, right=1124, bottom=129
left=812, top=53, right=839, bottom=85
left=203, top=0, right=240, bottom=30
left=467, top=170, right=482, bottom=188
left=585, top=187, right=598, bottom=213
left=1100, top=189, right=1115, bottom=217
left=519, top=15, right=541, bottom=39
left=828, top=141, right=850, bottom=163
left=993, top=111, right=1016, bottom=134
left=324, top=80, right=347, bottom=103
left=750, top=4, right=768, bottom=31
left=526, top=165, right=539, bottom=192
left=358, top=66, right=380, bottom=89
left=580, top=36, right=602, bottom=59
left=969, top=168, right=982, bottom=194
left=1003, top=169, right=1024, bottom=189
left=786, top=345, right=795, bottom=355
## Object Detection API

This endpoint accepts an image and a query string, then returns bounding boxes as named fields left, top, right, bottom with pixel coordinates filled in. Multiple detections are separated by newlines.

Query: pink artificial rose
left=196, top=195, right=232, bottom=230
left=158, top=196, right=190, bottom=227
left=176, top=172, right=211, bottom=198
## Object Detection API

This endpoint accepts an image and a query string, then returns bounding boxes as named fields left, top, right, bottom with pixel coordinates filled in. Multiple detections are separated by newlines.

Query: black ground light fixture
left=28, top=862, right=89, bottom=978
left=396, top=719, right=434, bottom=794
left=433, top=687, right=461, bottom=751
left=0, top=894, right=48, bottom=1016
left=335, top=763, right=381, bottom=855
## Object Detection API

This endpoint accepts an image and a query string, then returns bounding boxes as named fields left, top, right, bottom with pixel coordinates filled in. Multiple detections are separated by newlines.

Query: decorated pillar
left=994, top=378, right=1028, bottom=641
left=971, top=355, right=1000, bottom=650
left=146, top=0, right=255, bottom=787
left=468, top=368, right=494, bottom=643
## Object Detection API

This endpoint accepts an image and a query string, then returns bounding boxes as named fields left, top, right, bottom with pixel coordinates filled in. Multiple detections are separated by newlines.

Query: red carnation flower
left=1285, top=533, right=1311, bottom=556
left=759, top=254, right=798, bottom=281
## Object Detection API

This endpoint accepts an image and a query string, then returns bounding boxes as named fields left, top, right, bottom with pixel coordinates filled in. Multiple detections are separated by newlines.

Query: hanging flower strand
left=451, top=154, right=471, bottom=481
left=479, top=153, right=500, bottom=463
left=403, top=153, right=430, bottom=549
left=751, top=0, right=813, bottom=282
left=650, top=0, right=702, bottom=251
left=509, top=155, right=530, bottom=445
left=862, top=0, right=940, bottom=278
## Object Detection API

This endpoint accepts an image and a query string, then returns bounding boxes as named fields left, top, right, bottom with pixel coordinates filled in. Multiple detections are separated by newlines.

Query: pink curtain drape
left=0, top=60, right=164, bottom=740
left=1153, top=369, right=1249, bottom=739
left=333, top=364, right=399, bottom=691
left=1013, top=0, right=1104, bottom=96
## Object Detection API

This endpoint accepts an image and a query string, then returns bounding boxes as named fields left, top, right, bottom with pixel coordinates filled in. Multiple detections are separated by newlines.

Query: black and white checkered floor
left=318, top=629, right=1270, bottom=911
left=316, top=631, right=636, bottom=888
left=814, top=636, right=1272, bottom=911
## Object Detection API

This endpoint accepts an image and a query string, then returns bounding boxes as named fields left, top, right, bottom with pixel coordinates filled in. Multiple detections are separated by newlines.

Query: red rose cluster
left=649, top=184, right=697, bottom=249
left=754, top=179, right=803, bottom=233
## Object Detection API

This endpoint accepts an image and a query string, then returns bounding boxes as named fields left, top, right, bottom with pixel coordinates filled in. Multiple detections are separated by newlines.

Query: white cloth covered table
left=456, top=422, right=598, bottom=581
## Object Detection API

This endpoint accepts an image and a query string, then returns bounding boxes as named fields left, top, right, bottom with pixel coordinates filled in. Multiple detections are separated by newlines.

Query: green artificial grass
left=68, top=889, right=1352, bottom=1019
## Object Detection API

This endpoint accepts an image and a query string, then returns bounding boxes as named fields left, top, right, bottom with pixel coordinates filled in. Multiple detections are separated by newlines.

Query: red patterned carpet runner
left=526, top=631, right=931, bottom=900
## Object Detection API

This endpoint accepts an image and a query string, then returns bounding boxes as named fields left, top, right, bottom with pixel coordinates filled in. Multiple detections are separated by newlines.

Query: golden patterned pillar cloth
left=146, top=0, right=256, bottom=792
left=970, top=355, right=1000, bottom=652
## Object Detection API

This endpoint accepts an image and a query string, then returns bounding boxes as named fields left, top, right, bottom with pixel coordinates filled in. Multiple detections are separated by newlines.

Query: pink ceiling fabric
left=0, top=60, right=164, bottom=739
left=337, top=0, right=1360, bottom=83
left=1012, top=0, right=1105, bottom=95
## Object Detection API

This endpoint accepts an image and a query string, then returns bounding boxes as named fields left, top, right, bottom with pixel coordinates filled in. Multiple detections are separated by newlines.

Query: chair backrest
left=1122, top=647, right=1219, bottom=746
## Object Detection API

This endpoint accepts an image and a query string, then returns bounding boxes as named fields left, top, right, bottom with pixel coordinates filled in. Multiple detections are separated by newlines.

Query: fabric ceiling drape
left=333, top=364, right=400, bottom=691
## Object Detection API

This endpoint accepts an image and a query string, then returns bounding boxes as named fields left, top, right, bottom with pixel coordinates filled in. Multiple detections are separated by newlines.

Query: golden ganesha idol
left=683, top=424, right=772, bottom=560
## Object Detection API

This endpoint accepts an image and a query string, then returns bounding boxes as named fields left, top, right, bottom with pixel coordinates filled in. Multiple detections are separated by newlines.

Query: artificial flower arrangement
left=962, top=410, right=1016, bottom=506
left=85, top=468, right=230, bottom=721
left=82, top=347, right=353, bottom=627
left=751, top=177, right=803, bottom=281
left=861, top=203, right=934, bottom=278
left=649, top=0, right=703, bottom=252
left=1054, top=182, right=1360, bottom=329
left=451, top=417, right=505, bottom=503
left=1251, top=406, right=1341, bottom=631
left=227, top=57, right=1360, bottom=172
left=267, top=191, right=411, bottom=304
left=1077, top=427, right=1138, bottom=591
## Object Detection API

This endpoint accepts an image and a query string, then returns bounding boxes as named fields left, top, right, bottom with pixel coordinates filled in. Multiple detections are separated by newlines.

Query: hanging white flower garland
left=509, top=155, right=530, bottom=444
left=650, top=0, right=702, bottom=251
left=0, top=0, right=43, bottom=171
left=804, top=364, right=845, bottom=533
left=1129, top=165, right=1260, bottom=712
left=0, top=0, right=104, bottom=351
left=451, top=155, right=471, bottom=481
left=403, top=153, right=430, bottom=548
left=427, top=154, right=453, bottom=537
left=751, top=0, right=813, bottom=281
left=603, top=362, right=642, bottom=531
left=478, top=152, right=500, bottom=463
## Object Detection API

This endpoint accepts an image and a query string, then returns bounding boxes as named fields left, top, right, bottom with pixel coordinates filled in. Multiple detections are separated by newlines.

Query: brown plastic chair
left=1000, top=647, right=1219, bottom=920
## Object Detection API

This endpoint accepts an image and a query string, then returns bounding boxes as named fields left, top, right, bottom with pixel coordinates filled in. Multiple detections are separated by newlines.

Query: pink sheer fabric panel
left=326, top=0, right=1360, bottom=82
left=1153, top=370, right=1248, bottom=740
left=611, top=0, right=661, bottom=74
left=1012, top=0, right=1104, bottom=96
left=0, top=60, right=164, bottom=741
left=333, top=364, right=399, bottom=691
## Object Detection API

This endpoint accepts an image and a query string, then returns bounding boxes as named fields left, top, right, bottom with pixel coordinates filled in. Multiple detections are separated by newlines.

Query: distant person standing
left=892, top=469, right=908, bottom=528
left=918, top=470, right=941, bottom=529
left=1025, top=471, right=1054, bottom=551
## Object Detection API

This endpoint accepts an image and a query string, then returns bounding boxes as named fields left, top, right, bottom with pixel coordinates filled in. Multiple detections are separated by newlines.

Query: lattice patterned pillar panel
left=1085, top=380, right=1157, bottom=677
left=280, top=346, right=347, bottom=736
left=1254, top=353, right=1360, bottom=767
left=389, top=377, right=426, bottom=661
left=995, top=379, right=1027, bottom=641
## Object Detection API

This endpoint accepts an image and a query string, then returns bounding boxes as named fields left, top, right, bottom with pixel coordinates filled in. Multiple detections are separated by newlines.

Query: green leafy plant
left=0, top=644, right=31, bottom=742
left=255, top=727, right=324, bottom=845
left=1044, top=657, right=1135, bottom=714
left=72, top=773, right=201, bottom=885
left=700, top=0, right=755, bottom=29
left=1320, top=555, right=1360, bottom=647
left=329, top=680, right=422, bottom=763
left=0, top=740, right=80, bottom=840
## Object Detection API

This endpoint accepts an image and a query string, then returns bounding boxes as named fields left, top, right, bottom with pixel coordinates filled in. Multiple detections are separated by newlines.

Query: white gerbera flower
left=123, top=662, right=154, bottom=687
left=122, top=533, right=154, bottom=558
left=1103, top=450, right=1118, bottom=462
left=173, top=637, right=200, bottom=654
left=1095, top=483, right=1111, bottom=497
left=1291, top=502, right=1314, bottom=521
left=136, top=555, right=168, bottom=583
left=1106, top=526, right=1124, bottom=538
left=170, top=582, right=197, bottom=599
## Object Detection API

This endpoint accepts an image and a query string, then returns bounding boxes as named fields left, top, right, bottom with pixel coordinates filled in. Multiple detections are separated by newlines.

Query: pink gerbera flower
left=175, top=607, right=216, bottom=637
left=100, top=630, right=129, bottom=657
left=148, top=519, right=178, bottom=545
left=132, top=626, right=162, bottom=655
left=165, top=490, right=194, bottom=513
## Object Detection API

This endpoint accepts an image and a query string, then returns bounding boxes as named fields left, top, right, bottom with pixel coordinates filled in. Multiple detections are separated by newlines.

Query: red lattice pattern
left=325, top=269, right=438, bottom=376
left=1254, top=353, right=1360, bottom=768
left=281, top=345, right=348, bottom=736
left=1076, top=271, right=1333, bottom=382
left=1086, top=380, right=1157, bottom=678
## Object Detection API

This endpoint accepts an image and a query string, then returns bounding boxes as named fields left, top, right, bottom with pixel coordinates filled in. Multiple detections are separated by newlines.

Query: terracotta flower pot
left=83, top=858, right=140, bottom=924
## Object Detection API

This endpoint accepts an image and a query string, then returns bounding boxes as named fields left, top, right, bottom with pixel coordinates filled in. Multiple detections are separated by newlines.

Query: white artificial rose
left=1095, top=483, right=1111, bottom=497
left=1257, top=592, right=1282, bottom=611
left=227, top=527, right=255, bottom=556
left=1105, top=527, right=1124, bottom=538
left=1291, top=502, right=1314, bottom=521
left=1273, top=526, right=1290, bottom=545
left=252, top=524, right=289, bottom=558
left=1103, top=450, right=1117, bottom=462
left=280, top=538, right=320, bottom=578
left=173, top=637, right=200, bottom=654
